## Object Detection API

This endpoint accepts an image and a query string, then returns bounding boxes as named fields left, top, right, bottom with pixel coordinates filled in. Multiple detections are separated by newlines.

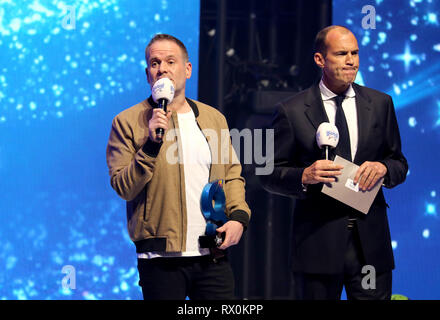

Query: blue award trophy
left=199, top=179, right=228, bottom=248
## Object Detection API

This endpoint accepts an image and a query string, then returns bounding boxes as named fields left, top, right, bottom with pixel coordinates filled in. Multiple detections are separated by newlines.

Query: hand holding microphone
left=149, top=78, right=175, bottom=142
left=301, top=123, right=344, bottom=185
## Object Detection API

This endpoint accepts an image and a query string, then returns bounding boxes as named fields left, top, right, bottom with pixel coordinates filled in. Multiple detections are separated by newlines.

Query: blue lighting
left=394, top=43, right=422, bottom=72
left=426, top=13, right=438, bottom=25
left=436, top=100, right=440, bottom=127
left=0, top=0, right=200, bottom=300
left=426, top=203, right=437, bottom=216
left=408, top=117, right=417, bottom=127
left=422, top=229, right=430, bottom=239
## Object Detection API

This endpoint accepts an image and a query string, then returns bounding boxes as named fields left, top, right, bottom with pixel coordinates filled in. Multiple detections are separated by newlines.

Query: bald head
left=314, top=25, right=354, bottom=57
left=313, top=25, right=359, bottom=94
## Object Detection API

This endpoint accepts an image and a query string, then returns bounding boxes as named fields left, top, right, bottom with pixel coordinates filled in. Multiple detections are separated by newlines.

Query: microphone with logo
left=151, top=77, right=175, bottom=141
left=316, top=122, right=339, bottom=160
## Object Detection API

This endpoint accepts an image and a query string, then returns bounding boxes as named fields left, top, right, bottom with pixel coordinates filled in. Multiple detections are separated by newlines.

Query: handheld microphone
left=316, top=122, right=339, bottom=160
left=151, top=77, right=175, bottom=141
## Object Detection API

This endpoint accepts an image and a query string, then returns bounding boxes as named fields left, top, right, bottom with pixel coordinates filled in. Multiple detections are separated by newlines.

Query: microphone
left=151, top=77, right=175, bottom=141
left=316, top=122, right=339, bottom=160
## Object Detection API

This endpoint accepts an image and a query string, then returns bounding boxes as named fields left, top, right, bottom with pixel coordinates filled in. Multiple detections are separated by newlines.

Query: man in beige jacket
left=106, top=34, right=251, bottom=300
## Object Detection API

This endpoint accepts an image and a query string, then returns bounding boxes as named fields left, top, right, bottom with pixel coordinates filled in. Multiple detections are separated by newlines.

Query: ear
left=185, top=61, right=192, bottom=79
left=314, top=52, right=325, bottom=69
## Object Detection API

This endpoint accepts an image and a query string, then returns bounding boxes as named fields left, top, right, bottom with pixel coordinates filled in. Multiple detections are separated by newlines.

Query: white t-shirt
left=137, top=109, right=211, bottom=259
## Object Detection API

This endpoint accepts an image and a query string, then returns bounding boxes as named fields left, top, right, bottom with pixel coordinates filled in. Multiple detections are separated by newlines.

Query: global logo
left=326, top=130, right=339, bottom=141
left=153, top=82, right=165, bottom=93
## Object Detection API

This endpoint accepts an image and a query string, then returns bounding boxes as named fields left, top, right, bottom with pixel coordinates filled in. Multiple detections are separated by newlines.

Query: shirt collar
left=319, top=79, right=356, bottom=101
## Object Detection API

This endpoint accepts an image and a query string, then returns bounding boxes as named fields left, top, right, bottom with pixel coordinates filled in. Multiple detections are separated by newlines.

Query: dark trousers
left=137, top=255, right=235, bottom=300
left=293, top=225, right=392, bottom=300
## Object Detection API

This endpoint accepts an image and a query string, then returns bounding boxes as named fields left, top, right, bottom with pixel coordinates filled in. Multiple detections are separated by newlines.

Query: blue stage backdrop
left=1, top=0, right=438, bottom=301
left=0, top=0, right=200, bottom=299
left=334, top=0, right=440, bottom=299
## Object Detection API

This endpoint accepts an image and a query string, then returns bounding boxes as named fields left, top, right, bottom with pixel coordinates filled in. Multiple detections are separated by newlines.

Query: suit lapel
left=304, top=83, right=329, bottom=130
left=352, top=83, right=373, bottom=164
left=304, top=83, right=374, bottom=164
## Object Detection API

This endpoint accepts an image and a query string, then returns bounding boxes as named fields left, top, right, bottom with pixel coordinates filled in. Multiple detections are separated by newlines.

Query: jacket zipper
left=173, top=114, right=185, bottom=252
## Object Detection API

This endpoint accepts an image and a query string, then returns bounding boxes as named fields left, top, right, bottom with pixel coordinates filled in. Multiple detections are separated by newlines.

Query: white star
left=394, top=43, right=422, bottom=72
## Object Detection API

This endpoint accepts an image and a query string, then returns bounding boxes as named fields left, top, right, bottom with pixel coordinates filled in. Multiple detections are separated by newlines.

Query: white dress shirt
left=319, top=79, right=358, bottom=161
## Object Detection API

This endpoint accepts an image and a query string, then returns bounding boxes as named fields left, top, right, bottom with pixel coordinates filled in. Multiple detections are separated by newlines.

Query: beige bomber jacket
left=106, top=97, right=251, bottom=253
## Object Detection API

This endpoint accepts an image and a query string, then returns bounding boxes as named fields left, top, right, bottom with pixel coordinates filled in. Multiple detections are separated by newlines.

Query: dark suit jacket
left=261, top=83, right=408, bottom=274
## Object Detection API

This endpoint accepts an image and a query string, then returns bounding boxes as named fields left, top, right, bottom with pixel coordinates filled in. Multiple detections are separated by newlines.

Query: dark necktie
left=334, top=95, right=352, bottom=162
left=334, top=95, right=357, bottom=228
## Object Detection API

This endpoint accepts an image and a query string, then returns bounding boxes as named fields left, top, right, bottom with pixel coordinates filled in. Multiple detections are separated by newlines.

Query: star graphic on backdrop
left=394, top=43, right=424, bottom=72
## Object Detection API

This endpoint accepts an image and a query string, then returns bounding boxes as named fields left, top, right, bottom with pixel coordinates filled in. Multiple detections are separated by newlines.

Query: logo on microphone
left=154, top=82, right=165, bottom=91
left=316, top=122, right=339, bottom=149
left=326, top=130, right=339, bottom=142
left=152, top=78, right=175, bottom=103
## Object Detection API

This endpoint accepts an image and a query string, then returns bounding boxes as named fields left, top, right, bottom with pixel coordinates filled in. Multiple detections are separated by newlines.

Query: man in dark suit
left=261, top=25, right=408, bottom=300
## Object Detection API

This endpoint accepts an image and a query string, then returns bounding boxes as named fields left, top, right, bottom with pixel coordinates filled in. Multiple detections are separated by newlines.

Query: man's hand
left=216, top=220, right=244, bottom=250
left=302, top=160, right=344, bottom=185
left=354, top=161, right=387, bottom=191
left=149, top=108, right=172, bottom=143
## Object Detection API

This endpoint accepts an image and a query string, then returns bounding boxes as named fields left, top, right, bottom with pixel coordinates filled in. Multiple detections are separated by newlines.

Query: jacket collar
left=147, top=96, right=200, bottom=118
left=304, top=82, right=329, bottom=130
